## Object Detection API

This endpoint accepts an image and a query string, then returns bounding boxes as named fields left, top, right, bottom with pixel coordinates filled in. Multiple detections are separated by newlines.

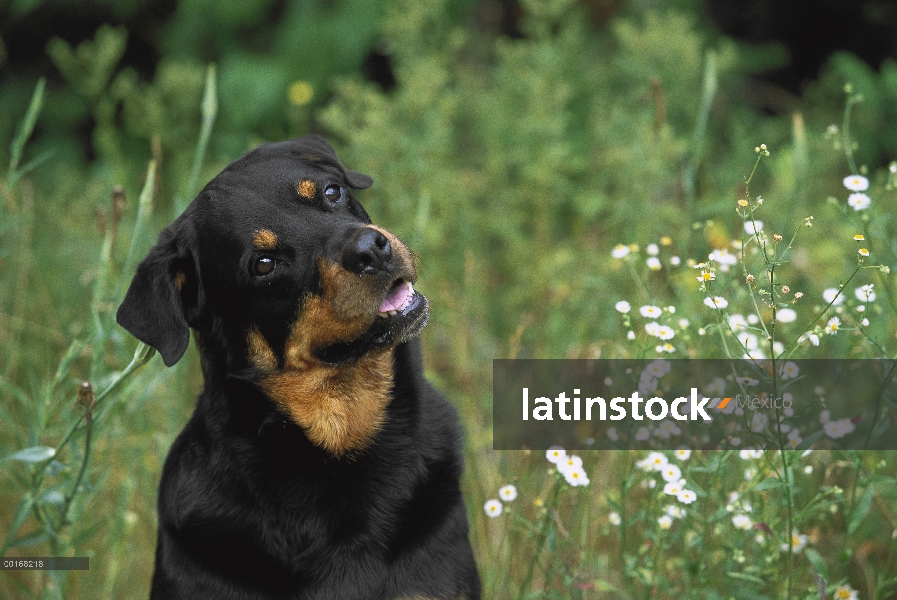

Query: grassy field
left=3, top=0, right=897, bottom=598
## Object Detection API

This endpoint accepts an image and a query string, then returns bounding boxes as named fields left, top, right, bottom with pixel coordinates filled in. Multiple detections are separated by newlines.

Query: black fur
left=117, top=135, right=480, bottom=599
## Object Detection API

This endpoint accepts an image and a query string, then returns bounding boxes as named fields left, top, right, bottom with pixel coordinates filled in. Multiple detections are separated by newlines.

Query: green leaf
left=51, top=339, right=86, bottom=389
left=591, top=579, right=623, bottom=593
left=727, top=571, right=766, bottom=585
left=803, top=547, right=829, bottom=581
left=8, top=77, right=45, bottom=176
left=848, top=485, right=875, bottom=535
left=1, top=493, right=34, bottom=555
left=7, top=446, right=55, bottom=463
left=795, top=429, right=824, bottom=451
left=8, top=529, right=50, bottom=550
left=754, top=477, right=784, bottom=491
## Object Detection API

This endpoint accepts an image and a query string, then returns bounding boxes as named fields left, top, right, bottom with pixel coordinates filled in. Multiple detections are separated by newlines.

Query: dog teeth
left=377, top=311, right=389, bottom=318
left=388, top=310, right=397, bottom=316
left=398, top=284, right=414, bottom=310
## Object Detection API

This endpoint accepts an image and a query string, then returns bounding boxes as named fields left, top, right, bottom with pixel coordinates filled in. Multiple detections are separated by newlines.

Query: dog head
left=117, top=135, right=429, bottom=454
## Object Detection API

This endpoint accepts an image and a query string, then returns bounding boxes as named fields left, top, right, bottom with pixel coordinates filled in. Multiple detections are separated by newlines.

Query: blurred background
left=2, top=0, right=897, bottom=597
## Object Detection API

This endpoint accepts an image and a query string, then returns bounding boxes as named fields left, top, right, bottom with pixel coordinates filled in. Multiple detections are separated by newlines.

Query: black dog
left=117, top=135, right=480, bottom=599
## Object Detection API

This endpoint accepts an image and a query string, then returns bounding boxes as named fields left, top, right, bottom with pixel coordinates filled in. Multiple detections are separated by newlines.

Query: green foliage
left=319, top=0, right=770, bottom=362
left=808, top=52, right=897, bottom=167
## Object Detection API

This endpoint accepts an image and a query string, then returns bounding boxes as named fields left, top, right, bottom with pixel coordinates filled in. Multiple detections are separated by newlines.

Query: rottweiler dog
left=116, top=135, right=481, bottom=599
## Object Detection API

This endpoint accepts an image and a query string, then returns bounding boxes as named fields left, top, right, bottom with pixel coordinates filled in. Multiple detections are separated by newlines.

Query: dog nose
left=341, top=227, right=392, bottom=275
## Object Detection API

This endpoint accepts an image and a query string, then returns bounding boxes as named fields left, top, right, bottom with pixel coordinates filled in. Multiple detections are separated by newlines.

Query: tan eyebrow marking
left=297, top=179, right=317, bottom=199
left=252, top=229, right=278, bottom=250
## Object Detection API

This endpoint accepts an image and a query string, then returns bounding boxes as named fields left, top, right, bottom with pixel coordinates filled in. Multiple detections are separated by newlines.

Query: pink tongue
left=379, top=281, right=411, bottom=313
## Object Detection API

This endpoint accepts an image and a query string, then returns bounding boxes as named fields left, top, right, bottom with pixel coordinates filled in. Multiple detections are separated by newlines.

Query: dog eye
left=323, top=185, right=343, bottom=204
left=254, top=257, right=275, bottom=276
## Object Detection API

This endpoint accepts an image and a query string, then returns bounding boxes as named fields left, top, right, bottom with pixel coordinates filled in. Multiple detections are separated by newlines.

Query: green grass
left=3, top=0, right=897, bottom=598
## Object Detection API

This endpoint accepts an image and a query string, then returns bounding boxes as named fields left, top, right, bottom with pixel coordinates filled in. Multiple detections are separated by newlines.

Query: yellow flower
left=853, top=234, right=865, bottom=241
left=859, top=248, right=869, bottom=257
left=288, top=81, right=314, bottom=106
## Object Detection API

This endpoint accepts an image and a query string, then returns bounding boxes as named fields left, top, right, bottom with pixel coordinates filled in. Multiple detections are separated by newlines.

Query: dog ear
left=299, top=134, right=373, bottom=190
left=116, top=223, right=198, bottom=367
left=344, top=169, right=373, bottom=190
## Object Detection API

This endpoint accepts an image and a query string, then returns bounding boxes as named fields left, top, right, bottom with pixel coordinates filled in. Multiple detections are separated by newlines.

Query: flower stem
left=517, top=476, right=561, bottom=600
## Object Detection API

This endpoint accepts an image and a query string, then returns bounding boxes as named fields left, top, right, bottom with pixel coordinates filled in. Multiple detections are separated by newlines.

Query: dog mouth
left=377, top=279, right=415, bottom=317
left=314, top=278, right=429, bottom=366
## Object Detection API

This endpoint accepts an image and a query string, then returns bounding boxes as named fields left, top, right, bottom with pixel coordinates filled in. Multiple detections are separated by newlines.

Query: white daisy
left=823, top=287, right=845, bottom=306
left=779, top=361, right=799, bottom=380
left=484, top=499, right=503, bottom=518
left=744, top=221, right=763, bottom=235
left=824, top=417, right=855, bottom=439
left=677, top=489, right=697, bottom=504
left=611, top=244, right=630, bottom=259
left=855, top=284, right=876, bottom=302
left=674, top=449, right=691, bottom=461
left=738, top=332, right=759, bottom=351
left=655, top=325, right=675, bottom=340
left=646, top=451, right=668, bottom=470
left=640, top=305, right=663, bottom=318
left=826, top=316, right=841, bottom=335
left=663, top=480, right=683, bottom=496
left=545, top=446, right=566, bottom=464
left=732, top=514, right=752, bottom=530
left=781, top=530, right=809, bottom=553
left=615, top=300, right=632, bottom=313
left=843, top=174, right=869, bottom=191
left=558, top=454, right=583, bottom=475
left=739, top=449, right=763, bottom=459
left=563, top=466, right=590, bottom=487
left=661, top=463, right=682, bottom=482
left=833, top=584, right=859, bottom=600
left=848, top=192, right=871, bottom=211
left=728, top=314, right=747, bottom=331
left=499, top=485, right=517, bottom=502
left=704, top=296, right=729, bottom=309
left=777, top=308, right=797, bottom=323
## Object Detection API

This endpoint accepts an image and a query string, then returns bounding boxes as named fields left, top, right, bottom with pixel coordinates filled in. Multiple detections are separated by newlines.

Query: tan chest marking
left=246, top=260, right=392, bottom=456
left=258, top=350, right=393, bottom=457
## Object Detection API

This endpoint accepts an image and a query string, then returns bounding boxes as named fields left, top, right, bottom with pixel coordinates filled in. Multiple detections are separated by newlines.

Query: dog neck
left=246, top=326, right=395, bottom=457
left=261, top=352, right=394, bottom=457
